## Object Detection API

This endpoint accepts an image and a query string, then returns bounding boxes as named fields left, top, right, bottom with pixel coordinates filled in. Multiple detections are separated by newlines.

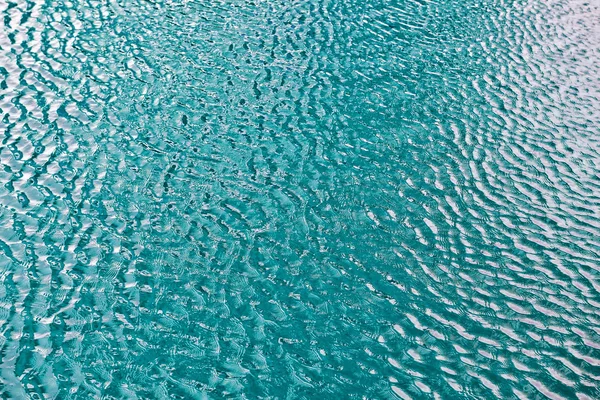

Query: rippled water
left=1, top=0, right=600, bottom=398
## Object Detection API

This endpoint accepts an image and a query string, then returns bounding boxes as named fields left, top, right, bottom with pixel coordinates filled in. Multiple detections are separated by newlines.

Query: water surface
left=1, top=0, right=600, bottom=398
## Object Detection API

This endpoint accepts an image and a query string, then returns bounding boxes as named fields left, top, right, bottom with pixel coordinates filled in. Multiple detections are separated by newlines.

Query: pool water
left=1, top=0, right=600, bottom=398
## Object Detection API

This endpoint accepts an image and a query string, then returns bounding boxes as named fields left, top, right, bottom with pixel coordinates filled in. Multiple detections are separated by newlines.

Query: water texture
left=0, top=0, right=599, bottom=398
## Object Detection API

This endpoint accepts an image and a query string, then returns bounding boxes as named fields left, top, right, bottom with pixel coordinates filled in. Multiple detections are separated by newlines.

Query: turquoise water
left=1, top=0, right=600, bottom=398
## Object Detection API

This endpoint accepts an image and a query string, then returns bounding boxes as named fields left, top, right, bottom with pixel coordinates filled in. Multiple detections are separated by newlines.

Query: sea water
left=0, top=0, right=599, bottom=398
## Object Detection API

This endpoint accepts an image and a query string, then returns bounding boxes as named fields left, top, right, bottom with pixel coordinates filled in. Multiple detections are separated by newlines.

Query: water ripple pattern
left=0, top=0, right=599, bottom=398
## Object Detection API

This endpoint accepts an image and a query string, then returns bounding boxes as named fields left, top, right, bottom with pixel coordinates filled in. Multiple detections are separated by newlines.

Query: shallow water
left=1, top=0, right=600, bottom=398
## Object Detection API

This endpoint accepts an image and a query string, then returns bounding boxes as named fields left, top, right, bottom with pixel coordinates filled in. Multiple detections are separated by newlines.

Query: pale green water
left=1, top=0, right=600, bottom=398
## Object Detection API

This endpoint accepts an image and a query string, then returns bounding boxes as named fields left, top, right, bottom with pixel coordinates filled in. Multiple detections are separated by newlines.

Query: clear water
left=1, top=0, right=600, bottom=398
